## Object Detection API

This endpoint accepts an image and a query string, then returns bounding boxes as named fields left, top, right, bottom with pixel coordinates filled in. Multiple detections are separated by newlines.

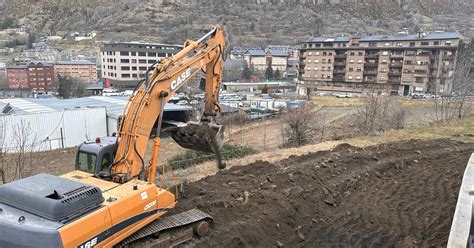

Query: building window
left=382, top=51, right=388, bottom=56
left=308, top=52, right=312, bottom=56
left=396, top=42, right=403, bottom=47
left=380, top=77, right=386, bottom=80
left=421, top=41, right=429, bottom=46
left=357, top=68, right=362, bottom=72
left=131, top=52, right=137, bottom=56
left=121, top=66, right=130, bottom=71
left=348, top=75, right=353, bottom=79
left=314, top=60, right=319, bottom=63
left=149, top=52, right=156, bottom=56
left=139, top=59, right=147, bottom=64
left=356, top=75, right=361, bottom=80
left=409, top=42, right=416, bottom=47
left=357, top=60, right=363, bottom=64
left=122, top=74, right=131, bottom=78
left=323, top=52, right=327, bottom=55
left=132, top=66, right=137, bottom=70
left=308, top=60, right=312, bottom=63
left=148, top=59, right=157, bottom=63
left=139, top=66, right=147, bottom=70
left=349, top=67, right=354, bottom=72
left=358, top=52, right=363, bottom=56
left=446, top=41, right=452, bottom=46
left=369, top=42, right=377, bottom=47
left=314, top=67, right=319, bottom=70
left=349, top=59, right=354, bottom=63
left=433, top=41, right=440, bottom=46
left=307, top=67, right=311, bottom=71
left=120, top=51, right=129, bottom=56
left=380, top=68, right=387, bottom=72
left=384, top=42, right=390, bottom=46
left=138, top=52, right=147, bottom=56
left=350, top=52, right=355, bottom=56
left=121, top=59, right=130, bottom=63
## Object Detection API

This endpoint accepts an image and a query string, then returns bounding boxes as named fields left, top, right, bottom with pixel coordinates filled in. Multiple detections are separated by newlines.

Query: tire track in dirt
left=132, top=139, right=474, bottom=247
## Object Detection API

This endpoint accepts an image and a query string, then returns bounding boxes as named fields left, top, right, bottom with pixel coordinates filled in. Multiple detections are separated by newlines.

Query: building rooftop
left=6, top=64, right=27, bottom=69
left=0, top=96, right=192, bottom=118
left=103, top=42, right=183, bottom=49
left=306, top=32, right=461, bottom=43
left=54, top=60, right=96, bottom=65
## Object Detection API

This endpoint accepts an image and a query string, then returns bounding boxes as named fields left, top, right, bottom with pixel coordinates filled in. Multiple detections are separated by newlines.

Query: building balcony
left=334, top=62, right=346, bottom=67
left=388, top=71, right=402, bottom=76
left=335, top=54, right=347, bottom=58
left=389, top=63, right=403, bottom=68
left=365, top=54, right=379, bottom=59
left=391, top=54, right=404, bottom=58
left=334, top=70, right=346, bottom=74
left=387, top=79, right=401, bottom=84
left=364, top=70, right=377, bottom=76
left=364, top=62, right=378, bottom=68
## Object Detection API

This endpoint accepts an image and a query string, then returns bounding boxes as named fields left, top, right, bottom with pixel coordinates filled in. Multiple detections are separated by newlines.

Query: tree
left=57, top=74, right=85, bottom=99
left=452, top=41, right=473, bottom=119
left=26, top=33, right=36, bottom=50
left=274, top=68, right=281, bottom=80
left=265, top=65, right=273, bottom=80
left=281, top=103, right=317, bottom=147
left=261, top=84, right=269, bottom=94
left=354, top=93, right=407, bottom=135
left=431, top=42, right=473, bottom=122
left=242, top=66, right=252, bottom=79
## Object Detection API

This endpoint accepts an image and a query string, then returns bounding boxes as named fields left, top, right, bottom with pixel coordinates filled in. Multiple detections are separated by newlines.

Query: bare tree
left=281, top=103, right=317, bottom=147
left=452, top=41, right=473, bottom=119
left=0, top=118, right=8, bottom=184
left=431, top=42, right=473, bottom=122
left=354, top=94, right=407, bottom=135
left=11, top=120, right=37, bottom=181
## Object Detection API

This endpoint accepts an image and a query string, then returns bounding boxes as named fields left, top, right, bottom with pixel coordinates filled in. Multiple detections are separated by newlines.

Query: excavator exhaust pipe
left=164, top=122, right=226, bottom=169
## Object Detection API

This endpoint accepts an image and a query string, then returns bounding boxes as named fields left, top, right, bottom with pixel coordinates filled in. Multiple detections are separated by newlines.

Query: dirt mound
left=158, top=139, right=474, bottom=247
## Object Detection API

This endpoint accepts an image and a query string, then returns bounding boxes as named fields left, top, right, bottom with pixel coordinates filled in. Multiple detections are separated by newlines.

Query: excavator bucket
left=164, top=122, right=226, bottom=169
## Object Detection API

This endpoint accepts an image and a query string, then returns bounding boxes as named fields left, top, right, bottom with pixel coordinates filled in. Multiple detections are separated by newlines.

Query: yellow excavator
left=0, top=25, right=225, bottom=248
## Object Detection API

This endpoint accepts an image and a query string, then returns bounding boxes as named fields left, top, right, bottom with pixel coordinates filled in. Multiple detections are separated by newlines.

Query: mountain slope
left=1, top=0, right=472, bottom=46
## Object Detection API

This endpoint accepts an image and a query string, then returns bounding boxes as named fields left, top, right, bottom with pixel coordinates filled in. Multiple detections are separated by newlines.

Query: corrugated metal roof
left=0, top=96, right=192, bottom=118
left=307, top=32, right=460, bottom=43
left=245, top=49, right=266, bottom=56
left=268, top=49, right=288, bottom=57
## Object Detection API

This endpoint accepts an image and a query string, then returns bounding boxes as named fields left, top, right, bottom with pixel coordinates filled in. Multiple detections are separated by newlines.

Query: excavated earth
left=140, top=139, right=474, bottom=247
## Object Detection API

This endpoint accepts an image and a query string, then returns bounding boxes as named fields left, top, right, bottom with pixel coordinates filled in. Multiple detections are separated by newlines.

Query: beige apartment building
left=297, top=32, right=461, bottom=96
left=54, top=61, right=98, bottom=83
left=100, top=42, right=182, bottom=89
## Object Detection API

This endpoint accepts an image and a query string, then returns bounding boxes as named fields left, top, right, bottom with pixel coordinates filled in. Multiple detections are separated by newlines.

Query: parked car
left=177, top=100, right=189, bottom=105
left=335, top=93, right=353, bottom=98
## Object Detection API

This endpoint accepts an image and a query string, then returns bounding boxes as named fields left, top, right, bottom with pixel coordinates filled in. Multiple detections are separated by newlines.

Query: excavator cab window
left=77, top=152, right=97, bottom=173
left=100, top=153, right=112, bottom=172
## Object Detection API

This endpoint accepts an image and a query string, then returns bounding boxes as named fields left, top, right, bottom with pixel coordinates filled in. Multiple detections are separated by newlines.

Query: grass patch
left=346, top=115, right=474, bottom=147
left=168, top=143, right=258, bottom=170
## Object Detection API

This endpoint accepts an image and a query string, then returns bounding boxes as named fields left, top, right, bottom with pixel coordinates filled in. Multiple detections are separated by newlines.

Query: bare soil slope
left=167, top=139, right=473, bottom=247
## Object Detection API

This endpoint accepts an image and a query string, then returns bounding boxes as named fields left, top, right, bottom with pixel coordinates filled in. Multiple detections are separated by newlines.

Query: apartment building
left=5, top=65, right=29, bottom=89
left=297, top=32, right=461, bottom=96
left=100, top=42, right=183, bottom=89
left=230, top=47, right=289, bottom=72
left=54, top=61, right=98, bottom=83
left=6, top=61, right=55, bottom=91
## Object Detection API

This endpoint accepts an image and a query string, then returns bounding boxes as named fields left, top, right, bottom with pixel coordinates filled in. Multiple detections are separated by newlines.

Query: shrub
left=167, top=143, right=257, bottom=171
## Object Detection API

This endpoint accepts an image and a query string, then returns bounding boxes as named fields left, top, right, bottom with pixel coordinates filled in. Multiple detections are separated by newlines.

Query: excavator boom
left=0, top=26, right=226, bottom=248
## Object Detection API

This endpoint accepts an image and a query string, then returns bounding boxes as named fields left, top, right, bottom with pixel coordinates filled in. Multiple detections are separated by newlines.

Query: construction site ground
left=22, top=98, right=474, bottom=246
left=128, top=138, right=473, bottom=247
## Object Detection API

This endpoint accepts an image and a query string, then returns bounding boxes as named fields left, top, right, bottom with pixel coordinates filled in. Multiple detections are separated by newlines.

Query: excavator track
left=116, top=209, right=213, bottom=247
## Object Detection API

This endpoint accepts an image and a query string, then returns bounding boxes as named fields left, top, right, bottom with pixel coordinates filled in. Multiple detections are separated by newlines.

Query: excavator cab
left=75, top=136, right=117, bottom=174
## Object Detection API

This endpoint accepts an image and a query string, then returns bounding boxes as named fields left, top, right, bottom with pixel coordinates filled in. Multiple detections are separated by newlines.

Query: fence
left=0, top=107, right=107, bottom=153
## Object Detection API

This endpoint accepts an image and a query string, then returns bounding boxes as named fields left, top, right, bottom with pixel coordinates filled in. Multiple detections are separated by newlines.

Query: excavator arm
left=111, top=26, right=225, bottom=183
